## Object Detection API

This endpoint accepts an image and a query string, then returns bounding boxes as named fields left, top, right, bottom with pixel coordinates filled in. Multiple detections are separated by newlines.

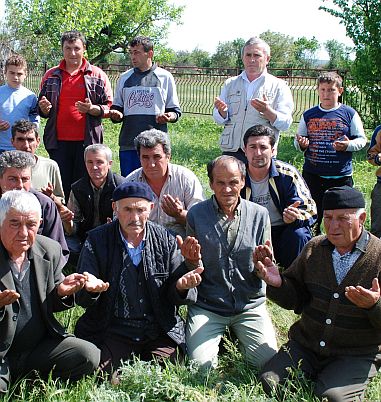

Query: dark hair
left=61, top=30, right=86, bottom=48
left=5, top=54, right=27, bottom=73
left=134, top=129, right=171, bottom=156
left=207, top=155, right=246, bottom=182
left=129, top=36, right=153, bottom=52
left=243, top=125, right=276, bottom=147
left=11, top=119, right=39, bottom=140
left=317, top=72, right=343, bottom=88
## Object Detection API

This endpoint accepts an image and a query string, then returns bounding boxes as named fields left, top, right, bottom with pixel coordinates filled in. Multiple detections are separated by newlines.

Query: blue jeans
left=119, top=149, right=140, bottom=177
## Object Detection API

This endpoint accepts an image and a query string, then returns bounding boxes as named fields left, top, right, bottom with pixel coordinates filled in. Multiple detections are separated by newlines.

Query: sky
left=166, top=0, right=353, bottom=58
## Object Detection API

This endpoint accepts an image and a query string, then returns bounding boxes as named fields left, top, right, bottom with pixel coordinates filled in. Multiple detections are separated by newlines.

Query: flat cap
left=112, top=181, right=155, bottom=202
left=322, top=186, right=365, bottom=211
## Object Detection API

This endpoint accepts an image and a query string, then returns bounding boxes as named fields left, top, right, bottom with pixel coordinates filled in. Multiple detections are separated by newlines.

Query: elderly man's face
left=0, top=167, right=32, bottom=192
left=210, top=161, right=245, bottom=211
left=0, top=208, right=40, bottom=256
left=323, top=208, right=366, bottom=252
left=85, top=150, right=111, bottom=188
left=140, top=144, right=170, bottom=182
left=242, top=45, right=270, bottom=77
left=113, top=197, right=153, bottom=240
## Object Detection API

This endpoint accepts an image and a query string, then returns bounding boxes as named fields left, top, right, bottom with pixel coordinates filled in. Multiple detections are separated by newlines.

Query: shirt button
left=139, top=298, right=143, bottom=303
left=333, top=293, right=339, bottom=299
left=135, top=338, right=140, bottom=342
left=143, top=313, right=147, bottom=317
left=12, top=315, right=17, bottom=321
left=138, top=282, right=142, bottom=286
left=326, top=319, right=332, bottom=325
left=320, top=341, right=326, bottom=347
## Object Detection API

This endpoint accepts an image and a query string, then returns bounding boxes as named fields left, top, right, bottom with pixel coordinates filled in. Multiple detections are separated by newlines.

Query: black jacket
left=74, top=220, right=197, bottom=350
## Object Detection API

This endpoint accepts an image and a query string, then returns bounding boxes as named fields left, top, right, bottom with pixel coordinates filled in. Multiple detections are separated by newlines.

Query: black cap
left=322, top=186, right=365, bottom=211
left=112, top=181, right=155, bottom=202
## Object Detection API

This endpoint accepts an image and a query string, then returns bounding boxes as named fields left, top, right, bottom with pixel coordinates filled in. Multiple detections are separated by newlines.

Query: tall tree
left=4, top=0, right=183, bottom=64
left=259, top=30, right=294, bottom=68
left=324, top=39, right=352, bottom=70
left=211, top=38, right=244, bottom=69
left=320, top=0, right=381, bottom=124
left=292, top=36, right=320, bottom=69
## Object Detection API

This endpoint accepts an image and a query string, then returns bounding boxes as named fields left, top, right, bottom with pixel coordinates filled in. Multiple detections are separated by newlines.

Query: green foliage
left=323, top=39, right=353, bottom=70
left=210, top=38, right=245, bottom=69
left=4, top=0, right=183, bottom=64
left=292, top=37, right=320, bottom=69
left=260, top=30, right=295, bottom=69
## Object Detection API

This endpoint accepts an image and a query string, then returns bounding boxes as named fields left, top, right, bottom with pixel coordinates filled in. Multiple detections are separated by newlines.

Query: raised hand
left=83, top=272, right=109, bottom=293
left=296, top=134, right=309, bottom=150
left=176, top=266, right=204, bottom=291
left=283, top=201, right=301, bottom=224
left=253, top=240, right=282, bottom=287
left=176, top=235, right=201, bottom=265
left=345, top=278, right=380, bottom=309
left=0, top=289, right=20, bottom=308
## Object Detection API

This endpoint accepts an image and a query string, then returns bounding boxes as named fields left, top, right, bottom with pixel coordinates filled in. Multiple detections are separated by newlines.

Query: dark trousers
left=99, top=332, right=182, bottom=375
left=302, top=171, right=353, bottom=234
left=271, top=225, right=312, bottom=268
left=48, top=141, right=87, bottom=203
left=370, top=182, right=381, bottom=238
left=0, top=336, right=100, bottom=393
left=260, top=339, right=381, bottom=402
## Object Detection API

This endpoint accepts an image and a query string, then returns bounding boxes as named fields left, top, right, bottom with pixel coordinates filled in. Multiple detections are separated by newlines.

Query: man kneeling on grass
left=255, top=186, right=381, bottom=401
left=74, top=181, right=203, bottom=375
left=0, top=190, right=108, bottom=393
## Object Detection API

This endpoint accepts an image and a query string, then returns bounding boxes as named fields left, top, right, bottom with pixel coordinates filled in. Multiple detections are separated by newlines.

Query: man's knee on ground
left=260, top=370, right=281, bottom=396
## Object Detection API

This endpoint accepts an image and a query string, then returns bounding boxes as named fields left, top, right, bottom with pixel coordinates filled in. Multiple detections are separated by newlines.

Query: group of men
left=0, top=30, right=379, bottom=402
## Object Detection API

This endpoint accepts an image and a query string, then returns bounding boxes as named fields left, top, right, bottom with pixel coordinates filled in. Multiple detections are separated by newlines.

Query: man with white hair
left=0, top=190, right=108, bottom=393
left=213, top=37, right=294, bottom=161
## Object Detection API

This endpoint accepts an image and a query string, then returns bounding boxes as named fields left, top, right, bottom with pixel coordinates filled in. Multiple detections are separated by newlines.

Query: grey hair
left=84, top=144, right=113, bottom=162
left=0, top=151, right=35, bottom=177
left=355, top=208, right=366, bottom=218
left=207, top=155, right=246, bottom=182
left=0, top=190, right=41, bottom=226
left=242, top=37, right=271, bottom=57
left=134, top=129, right=171, bottom=156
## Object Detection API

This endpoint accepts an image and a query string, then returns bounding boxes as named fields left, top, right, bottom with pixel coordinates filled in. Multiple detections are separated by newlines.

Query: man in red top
left=38, top=30, right=113, bottom=202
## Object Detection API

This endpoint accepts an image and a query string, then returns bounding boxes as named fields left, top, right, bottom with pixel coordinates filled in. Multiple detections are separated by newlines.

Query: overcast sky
left=166, top=0, right=353, bottom=58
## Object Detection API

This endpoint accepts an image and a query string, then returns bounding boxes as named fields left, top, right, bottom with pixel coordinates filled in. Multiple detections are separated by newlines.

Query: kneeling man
left=256, top=186, right=381, bottom=401
left=75, top=182, right=203, bottom=373
left=0, top=190, right=104, bottom=392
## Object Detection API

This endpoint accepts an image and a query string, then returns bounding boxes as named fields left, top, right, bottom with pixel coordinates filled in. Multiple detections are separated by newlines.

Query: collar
left=59, top=57, right=88, bottom=73
left=118, top=224, right=146, bottom=250
left=241, top=69, right=268, bottom=83
left=212, top=195, right=241, bottom=217
left=133, top=63, right=156, bottom=75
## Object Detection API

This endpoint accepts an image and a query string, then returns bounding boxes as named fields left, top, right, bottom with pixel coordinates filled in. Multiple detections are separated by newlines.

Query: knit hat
left=322, top=186, right=365, bottom=211
left=112, top=181, right=154, bottom=202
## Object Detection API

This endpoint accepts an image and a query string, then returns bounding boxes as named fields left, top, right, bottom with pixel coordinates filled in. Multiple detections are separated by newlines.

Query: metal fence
left=6, top=63, right=380, bottom=128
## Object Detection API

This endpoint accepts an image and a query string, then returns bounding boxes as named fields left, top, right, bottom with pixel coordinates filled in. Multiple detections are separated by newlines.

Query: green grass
left=7, top=115, right=381, bottom=401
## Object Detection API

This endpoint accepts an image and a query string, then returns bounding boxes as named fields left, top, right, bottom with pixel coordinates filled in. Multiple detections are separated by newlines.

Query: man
left=11, top=119, right=65, bottom=203
left=75, top=181, right=203, bottom=374
left=242, top=125, right=316, bottom=268
left=125, top=129, right=204, bottom=237
left=38, top=30, right=113, bottom=201
left=255, top=186, right=381, bottom=401
left=185, top=155, right=277, bottom=369
left=213, top=37, right=293, bottom=162
left=0, top=190, right=107, bottom=392
left=0, top=150, right=69, bottom=259
left=109, top=36, right=181, bottom=176
left=64, top=144, right=124, bottom=258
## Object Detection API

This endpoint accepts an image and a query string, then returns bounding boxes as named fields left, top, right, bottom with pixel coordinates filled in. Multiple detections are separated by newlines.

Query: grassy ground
left=6, top=116, right=381, bottom=401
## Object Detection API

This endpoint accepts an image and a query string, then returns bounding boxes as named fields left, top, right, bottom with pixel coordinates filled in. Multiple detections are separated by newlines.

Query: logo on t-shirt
left=127, top=89, right=154, bottom=108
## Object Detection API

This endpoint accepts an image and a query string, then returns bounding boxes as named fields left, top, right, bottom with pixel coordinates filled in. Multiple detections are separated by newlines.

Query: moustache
left=127, top=221, right=143, bottom=227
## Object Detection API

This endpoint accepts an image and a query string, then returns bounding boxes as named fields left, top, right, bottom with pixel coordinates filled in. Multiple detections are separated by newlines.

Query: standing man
left=126, top=129, right=204, bottom=237
left=213, top=37, right=293, bottom=162
left=242, top=125, right=316, bottom=268
left=185, top=155, right=277, bottom=369
left=109, top=36, right=181, bottom=176
left=38, top=30, right=113, bottom=201
left=75, top=181, right=203, bottom=374
left=0, top=190, right=105, bottom=393
left=256, top=186, right=381, bottom=401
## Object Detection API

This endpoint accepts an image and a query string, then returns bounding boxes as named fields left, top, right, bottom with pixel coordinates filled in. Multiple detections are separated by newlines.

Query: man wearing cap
left=255, top=186, right=381, bottom=401
left=75, top=181, right=204, bottom=374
